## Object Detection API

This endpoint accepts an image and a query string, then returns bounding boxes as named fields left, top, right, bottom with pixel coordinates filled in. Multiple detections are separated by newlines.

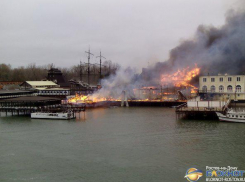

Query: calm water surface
left=0, top=107, right=245, bottom=182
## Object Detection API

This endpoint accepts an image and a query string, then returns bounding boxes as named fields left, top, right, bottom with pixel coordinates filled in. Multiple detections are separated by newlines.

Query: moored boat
left=216, top=109, right=245, bottom=123
left=31, top=111, right=75, bottom=120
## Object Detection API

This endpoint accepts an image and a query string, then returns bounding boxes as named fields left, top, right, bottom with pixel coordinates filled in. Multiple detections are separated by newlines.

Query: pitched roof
left=25, top=81, right=58, bottom=86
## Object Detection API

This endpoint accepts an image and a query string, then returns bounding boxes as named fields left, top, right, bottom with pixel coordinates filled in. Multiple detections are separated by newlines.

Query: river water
left=0, top=107, right=245, bottom=182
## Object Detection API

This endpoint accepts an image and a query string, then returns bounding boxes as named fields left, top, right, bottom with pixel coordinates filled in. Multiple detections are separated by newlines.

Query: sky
left=0, top=0, right=242, bottom=71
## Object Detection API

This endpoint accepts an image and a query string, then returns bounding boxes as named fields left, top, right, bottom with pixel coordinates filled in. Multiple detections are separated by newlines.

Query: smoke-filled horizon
left=151, top=9, right=245, bottom=76
left=0, top=0, right=239, bottom=70
left=93, top=8, right=245, bottom=99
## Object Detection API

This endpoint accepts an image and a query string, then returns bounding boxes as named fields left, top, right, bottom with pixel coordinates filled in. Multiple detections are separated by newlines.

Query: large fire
left=68, top=65, right=200, bottom=104
left=161, top=65, right=200, bottom=93
left=68, top=94, right=110, bottom=104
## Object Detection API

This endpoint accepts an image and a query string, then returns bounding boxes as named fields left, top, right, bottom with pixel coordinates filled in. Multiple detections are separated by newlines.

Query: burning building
left=67, top=65, right=199, bottom=104
left=67, top=9, right=245, bottom=105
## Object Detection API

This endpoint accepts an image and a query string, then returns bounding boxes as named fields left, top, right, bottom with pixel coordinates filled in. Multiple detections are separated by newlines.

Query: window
left=236, top=85, right=241, bottom=92
left=202, top=86, right=207, bottom=92
left=219, top=77, right=223, bottom=82
left=219, top=85, right=224, bottom=92
left=237, top=77, right=241, bottom=81
left=227, top=85, right=233, bottom=92
left=211, top=85, right=216, bottom=92
left=203, top=78, right=207, bottom=82
left=211, top=78, right=215, bottom=82
left=228, top=77, right=232, bottom=82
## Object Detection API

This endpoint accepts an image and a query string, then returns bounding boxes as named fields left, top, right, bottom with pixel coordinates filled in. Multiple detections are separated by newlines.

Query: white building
left=20, top=81, right=70, bottom=97
left=20, top=81, right=59, bottom=90
left=199, top=74, right=245, bottom=100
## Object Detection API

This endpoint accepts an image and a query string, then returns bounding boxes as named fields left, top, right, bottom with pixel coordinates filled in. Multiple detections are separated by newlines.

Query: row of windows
left=40, top=91, right=68, bottom=94
left=75, top=91, right=94, bottom=94
left=202, top=85, right=242, bottom=92
left=228, top=115, right=245, bottom=118
left=203, top=77, right=241, bottom=82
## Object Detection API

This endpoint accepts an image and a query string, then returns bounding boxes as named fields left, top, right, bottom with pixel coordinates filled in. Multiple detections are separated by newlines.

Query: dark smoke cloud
left=149, top=9, right=245, bottom=76
left=92, top=8, right=245, bottom=99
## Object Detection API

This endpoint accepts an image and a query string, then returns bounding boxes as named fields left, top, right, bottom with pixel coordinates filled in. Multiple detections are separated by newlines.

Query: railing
left=176, top=106, right=222, bottom=112
left=0, top=104, right=85, bottom=113
left=175, top=103, right=187, bottom=111
left=0, top=93, right=37, bottom=99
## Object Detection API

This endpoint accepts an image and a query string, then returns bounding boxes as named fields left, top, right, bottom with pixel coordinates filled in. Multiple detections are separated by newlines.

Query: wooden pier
left=175, top=101, right=231, bottom=120
left=127, top=101, right=185, bottom=107
left=0, top=96, right=85, bottom=117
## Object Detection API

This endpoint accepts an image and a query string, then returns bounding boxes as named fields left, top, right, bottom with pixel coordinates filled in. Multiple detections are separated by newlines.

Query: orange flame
left=68, top=94, right=118, bottom=104
left=68, top=65, right=200, bottom=104
left=161, top=65, right=200, bottom=93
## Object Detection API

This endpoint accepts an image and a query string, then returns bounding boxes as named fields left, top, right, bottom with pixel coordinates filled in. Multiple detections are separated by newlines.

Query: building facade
left=199, top=74, right=245, bottom=100
left=47, top=68, right=70, bottom=88
left=36, top=88, right=70, bottom=97
left=69, top=79, right=99, bottom=95
left=20, top=81, right=70, bottom=98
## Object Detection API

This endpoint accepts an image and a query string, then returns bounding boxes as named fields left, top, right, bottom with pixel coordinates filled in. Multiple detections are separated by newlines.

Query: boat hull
left=31, top=113, right=74, bottom=120
left=216, top=112, right=245, bottom=123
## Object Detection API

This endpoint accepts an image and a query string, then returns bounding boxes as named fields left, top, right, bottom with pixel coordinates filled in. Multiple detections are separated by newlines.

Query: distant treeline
left=0, top=61, right=120, bottom=82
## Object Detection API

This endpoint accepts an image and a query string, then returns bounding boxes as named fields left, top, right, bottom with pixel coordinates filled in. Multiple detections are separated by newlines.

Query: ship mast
left=96, top=51, right=106, bottom=85
left=85, top=47, right=94, bottom=86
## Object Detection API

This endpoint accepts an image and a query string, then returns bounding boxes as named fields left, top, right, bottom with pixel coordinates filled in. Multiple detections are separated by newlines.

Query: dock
left=0, top=96, right=85, bottom=118
left=127, top=100, right=185, bottom=107
left=175, top=98, right=230, bottom=119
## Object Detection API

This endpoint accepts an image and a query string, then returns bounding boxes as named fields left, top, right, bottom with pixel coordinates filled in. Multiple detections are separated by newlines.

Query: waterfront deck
left=127, top=101, right=185, bottom=107
left=0, top=96, right=85, bottom=117
left=175, top=103, right=229, bottom=120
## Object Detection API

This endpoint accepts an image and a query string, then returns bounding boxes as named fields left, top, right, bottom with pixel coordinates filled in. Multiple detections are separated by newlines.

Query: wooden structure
left=175, top=102, right=226, bottom=120
left=0, top=96, right=85, bottom=117
left=0, top=90, right=36, bottom=99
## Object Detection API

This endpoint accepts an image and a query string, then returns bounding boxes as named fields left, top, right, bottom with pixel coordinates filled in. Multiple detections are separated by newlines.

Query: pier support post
left=121, top=90, right=129, bottom=107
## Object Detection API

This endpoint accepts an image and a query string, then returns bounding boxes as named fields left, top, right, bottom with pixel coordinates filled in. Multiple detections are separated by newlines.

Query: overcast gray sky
left=0, top=0, right=241, bottom=71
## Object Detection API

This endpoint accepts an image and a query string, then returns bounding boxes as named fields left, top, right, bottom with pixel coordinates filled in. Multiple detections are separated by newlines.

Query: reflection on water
left=0, top=108, right=245, bottom=182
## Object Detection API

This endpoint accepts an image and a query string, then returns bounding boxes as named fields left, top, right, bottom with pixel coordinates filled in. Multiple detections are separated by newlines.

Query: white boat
left=216, top=109, right=245, bottom=123
left=31, top=112, right=75, bottom=120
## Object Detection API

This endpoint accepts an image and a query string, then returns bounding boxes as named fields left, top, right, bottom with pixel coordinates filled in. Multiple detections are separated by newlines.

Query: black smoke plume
left=148, top=9, right=245, bottom=78
left=91, top=9, right=245, bottom=99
